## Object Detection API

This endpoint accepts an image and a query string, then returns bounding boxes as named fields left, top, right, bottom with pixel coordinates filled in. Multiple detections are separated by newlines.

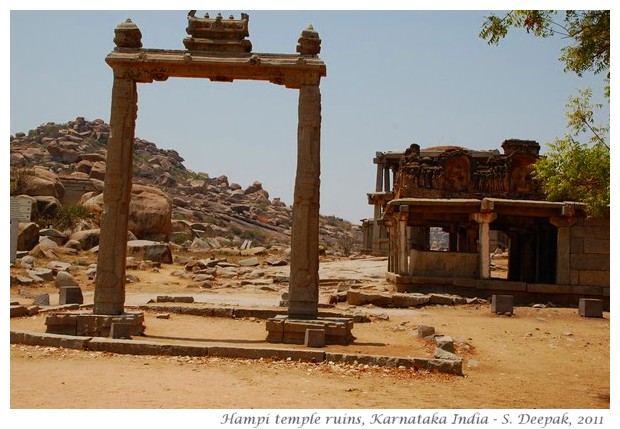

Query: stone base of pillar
left=45, top=311, right=145, bottom=337
left=266, top=315, right=354, bottom=345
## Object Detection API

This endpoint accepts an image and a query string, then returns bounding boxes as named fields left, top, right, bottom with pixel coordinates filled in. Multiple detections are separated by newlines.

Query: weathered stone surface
left=48, top=260, right=71, bottom=273
left=39, top=228, right=66, bottom=246
left=33, top=294, right=51, bottom=306
left=434, top=335, right=455, bottom=353
left=417, top=325, right=435, bottom=338
left=304, top=328, right=326, bottom=348
left=69, top=229, right=101, bottom=251
left=434, top=347, right=459, bottom=360
left=10, top=305, right=29, bottom=318
left=59, top=286, right=83, bottom=305
left=17, top=222, right=39, bottom=251
left=27, top=268, right=54, bottom=281
left=55, top=271, right=81, bottom=288
left=578, top=298, right=603, bottom=318
left=392, top=293, right=430, bottom=308
left=127, top=240, right=173, bottom=263
left=491, top=295, right=514, bottom=314
left=18, top=255, right=36, bottom=269
left=11, top=330, right=91, bottom=350
left=12, top=167, right=65, bottom=199
left=346, top=290, right=389, bottom=307
left=238, top=256, right=259, bottom=267
left=110, top=323, right=133, bottom=339
left=429, top=294, right=456, bottom=306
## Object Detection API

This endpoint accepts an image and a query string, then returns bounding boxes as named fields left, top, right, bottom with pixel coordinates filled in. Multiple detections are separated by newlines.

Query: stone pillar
left=470, top=212, right=497, bottom=279
left=383, top=219, right=394, bottom=272
left=384, top=166, right=391, bottom=192
left=550, top=216, right=576, bottom=285
left=398, top=205, right=409, bottom=275
left=375, top=153, right=384, bottom=192
left=94, top=75, right=137, bottom=315
left=288, top=83, right=321, bottom=320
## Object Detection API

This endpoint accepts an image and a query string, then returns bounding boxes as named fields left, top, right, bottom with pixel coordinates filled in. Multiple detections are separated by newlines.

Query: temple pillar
left=288, top=83, right=321, bottom=320
left=94, top=75, right=137, bottom=315
left=398, top=205, right=409, bottom=275
left=384, top=165, right=391, bottom=192
left=375, top=153, right=384, bottom=192
left=550, top=215, right=576, bottom=285
left=470, top=212, right=497, bottom=279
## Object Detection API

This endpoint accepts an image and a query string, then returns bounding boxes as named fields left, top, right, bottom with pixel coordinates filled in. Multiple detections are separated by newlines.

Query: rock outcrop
left=10, top=117, right=362, bottom=255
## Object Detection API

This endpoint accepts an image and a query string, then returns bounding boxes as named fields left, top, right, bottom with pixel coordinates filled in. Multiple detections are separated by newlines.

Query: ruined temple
left=362, top=140, right=609, bottom=308
left=393, top=139, right=541, bottom=200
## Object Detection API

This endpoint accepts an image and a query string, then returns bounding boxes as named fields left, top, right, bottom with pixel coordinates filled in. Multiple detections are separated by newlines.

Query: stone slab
left=87, top=338, right=208, bottom=357
left=209, top=346, right=324, bottom=362
left=9, top=330, right=462, bottom=376
left=10, top=330, right=91, bottom=350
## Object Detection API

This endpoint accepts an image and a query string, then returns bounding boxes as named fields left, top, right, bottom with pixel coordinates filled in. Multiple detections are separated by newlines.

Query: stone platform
left=266, top=315, right=355, bottom=345
left=45, top=311, right=145, bottom=337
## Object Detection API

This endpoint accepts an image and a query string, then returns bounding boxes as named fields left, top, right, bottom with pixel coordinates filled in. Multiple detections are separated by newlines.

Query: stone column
left=384, top=166, right=391, bottom=192
left=93, top=75, right=137, bottom=315
left=288, top=83, right=321, bottom=320
left=550, top=216, right=576, bottom=285
left=375, top=153, right=384, bottom=192
left=470, top=212, right=497, bottom=279
left=383, top=219, right=394, bottom=272
left=398, top=205, right=409, bottom=275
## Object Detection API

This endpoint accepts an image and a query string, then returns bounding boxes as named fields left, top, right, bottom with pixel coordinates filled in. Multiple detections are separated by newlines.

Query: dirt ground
left=9, top=253, right=611, bottom=412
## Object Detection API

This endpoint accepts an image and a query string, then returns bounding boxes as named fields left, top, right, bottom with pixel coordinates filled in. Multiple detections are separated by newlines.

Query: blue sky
left=8, top=4, right=611, bottom=223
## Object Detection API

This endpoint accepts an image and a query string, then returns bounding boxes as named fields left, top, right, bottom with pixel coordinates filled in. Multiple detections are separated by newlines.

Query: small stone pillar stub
left=491, top=294, right=514, bottom=314
left=578, top=298, right=603, bottom=318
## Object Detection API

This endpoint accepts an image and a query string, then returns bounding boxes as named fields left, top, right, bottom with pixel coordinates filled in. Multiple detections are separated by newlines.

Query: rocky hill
left=10, top=117, right=361, bottom=256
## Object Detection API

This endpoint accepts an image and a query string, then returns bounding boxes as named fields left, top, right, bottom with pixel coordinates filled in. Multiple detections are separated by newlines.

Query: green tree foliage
left=532, top=90, right=609, bottom=217
left=480, top=10, right=610, bottom=216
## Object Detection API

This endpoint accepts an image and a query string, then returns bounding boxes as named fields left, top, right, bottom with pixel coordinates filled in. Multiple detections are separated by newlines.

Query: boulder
left=27, top=268, right=54, bottom=281
left=244, top=180, right=263, bottom=195
left=81, top=184, right=172, bottom=241
left=12, top=167, right=65, bottom=199
left=55, top=271, right=79, bottom=288
left=69, top=229, right=101, bottom=250
left=17, top=222, right=39, bottom=251
left=39, top=228, right=67, bottom=246
left=127, top=240, right=173, bottom=263
left=33, top=196, right=62, bottom=220
left=89, top=161, right=106, bottom=181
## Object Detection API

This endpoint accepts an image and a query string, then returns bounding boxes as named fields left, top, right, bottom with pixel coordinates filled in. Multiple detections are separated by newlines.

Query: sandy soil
left=9, top=254, right=610, bottom=412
